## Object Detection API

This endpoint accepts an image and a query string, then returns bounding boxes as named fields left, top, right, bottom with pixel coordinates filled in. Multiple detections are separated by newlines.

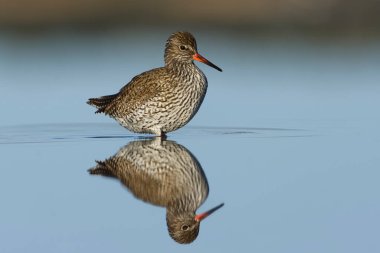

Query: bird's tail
left=87, top=94, right=118, bottom=114
left=88, top=160, right=117, bottom=178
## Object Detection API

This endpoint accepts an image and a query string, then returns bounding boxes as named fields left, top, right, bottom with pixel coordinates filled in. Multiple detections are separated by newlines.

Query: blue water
left=1, top=28, right=380, bottom=252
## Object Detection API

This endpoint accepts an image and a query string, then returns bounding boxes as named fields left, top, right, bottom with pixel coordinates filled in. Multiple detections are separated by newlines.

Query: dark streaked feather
left=87, top=94, right=119, bottom=114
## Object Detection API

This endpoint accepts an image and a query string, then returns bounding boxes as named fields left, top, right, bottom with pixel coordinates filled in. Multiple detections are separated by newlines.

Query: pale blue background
left=1, top=28, right=379, bottom=252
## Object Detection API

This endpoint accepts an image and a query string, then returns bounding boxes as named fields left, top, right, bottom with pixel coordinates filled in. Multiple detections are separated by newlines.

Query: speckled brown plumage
left=87, top=31, right=222, bottom=136
left=88, top=138, right=223, bottom=244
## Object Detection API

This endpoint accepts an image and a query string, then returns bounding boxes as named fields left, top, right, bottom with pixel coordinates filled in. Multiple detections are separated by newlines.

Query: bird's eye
left=181, top=225, right=189, bottom=231
left=179, top=45, right=187, bottom=51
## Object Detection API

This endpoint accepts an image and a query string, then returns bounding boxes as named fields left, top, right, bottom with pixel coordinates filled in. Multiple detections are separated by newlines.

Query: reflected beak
left=195, top=203, right=224, bottom=222
left=193, top=53, right=222, bottom=72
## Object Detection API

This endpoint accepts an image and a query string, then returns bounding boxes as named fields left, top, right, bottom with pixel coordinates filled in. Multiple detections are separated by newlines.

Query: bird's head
left=164, top=31, right=222, bottom=72
left=166, top=203, right=224, bottom=244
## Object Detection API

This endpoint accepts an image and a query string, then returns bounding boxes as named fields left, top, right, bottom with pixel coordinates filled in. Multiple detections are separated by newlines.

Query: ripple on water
left=0, top=123, right=313, bottom=144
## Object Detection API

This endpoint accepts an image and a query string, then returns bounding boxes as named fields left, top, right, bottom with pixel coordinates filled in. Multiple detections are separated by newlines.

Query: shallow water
left=1, top=28, right=380, bottom=252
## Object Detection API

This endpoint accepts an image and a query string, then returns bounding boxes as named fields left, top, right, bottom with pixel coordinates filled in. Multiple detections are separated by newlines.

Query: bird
left=88, top=138, right=224, bottom=244
left=87, top=31, right=222, bottom=137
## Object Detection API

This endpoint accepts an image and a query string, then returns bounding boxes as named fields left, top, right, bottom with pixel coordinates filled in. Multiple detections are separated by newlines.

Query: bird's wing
left=100, top=67, right=168, bottom=117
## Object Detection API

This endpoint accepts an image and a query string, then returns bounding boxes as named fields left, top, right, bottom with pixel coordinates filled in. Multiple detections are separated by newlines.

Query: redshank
left=87, top=31, right=222, bottom=136
left=88, top=138, right=224, bottom=244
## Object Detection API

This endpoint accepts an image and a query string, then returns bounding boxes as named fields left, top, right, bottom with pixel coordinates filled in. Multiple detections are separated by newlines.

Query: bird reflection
left=88, top=138, right=223, bottom=244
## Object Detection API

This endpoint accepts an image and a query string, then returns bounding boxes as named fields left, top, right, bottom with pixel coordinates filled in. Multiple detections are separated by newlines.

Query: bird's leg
left=160, top=131, right=167, bottom=140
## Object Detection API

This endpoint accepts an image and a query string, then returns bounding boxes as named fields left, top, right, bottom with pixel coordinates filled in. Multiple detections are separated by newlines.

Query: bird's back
left=87, top=67, right=167, bottom=116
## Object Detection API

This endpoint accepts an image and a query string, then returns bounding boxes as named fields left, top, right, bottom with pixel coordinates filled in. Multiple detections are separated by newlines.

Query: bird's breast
left=161, top=69, right=207, bottom=127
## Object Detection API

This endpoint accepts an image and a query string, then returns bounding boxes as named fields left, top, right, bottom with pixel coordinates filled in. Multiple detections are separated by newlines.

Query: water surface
left=1, top=29, right=380, bottom=252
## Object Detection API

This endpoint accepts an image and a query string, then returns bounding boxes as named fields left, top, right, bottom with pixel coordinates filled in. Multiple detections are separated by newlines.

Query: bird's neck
left=165, top=60, right=206, bottom=85
left=166, top=59, right=195, bottom=72
left=167, top=194, right=199, bottom=215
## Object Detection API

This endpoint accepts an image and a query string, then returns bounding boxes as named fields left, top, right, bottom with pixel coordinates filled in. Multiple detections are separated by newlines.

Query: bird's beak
left=195, top=203, right=224, bottom=222
left=193, top=53, right=222, bottom=72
